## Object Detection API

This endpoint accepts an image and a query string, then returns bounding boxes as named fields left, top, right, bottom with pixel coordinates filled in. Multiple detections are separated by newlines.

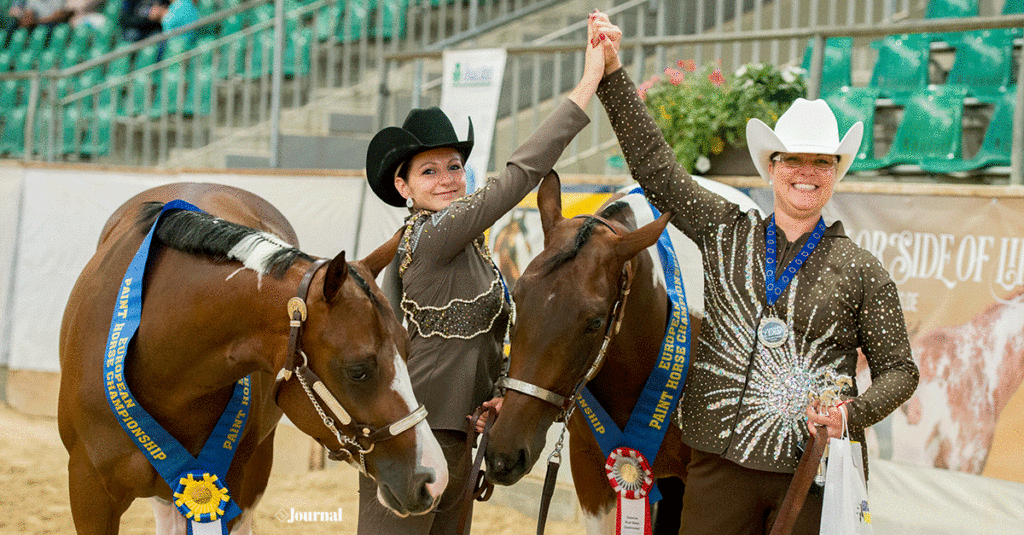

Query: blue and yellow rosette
left=173, top=471, right=231, bottom=522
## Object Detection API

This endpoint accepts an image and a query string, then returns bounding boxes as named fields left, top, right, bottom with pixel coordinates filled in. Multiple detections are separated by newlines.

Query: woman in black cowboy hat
left=358, top=14, right=610, bottom=535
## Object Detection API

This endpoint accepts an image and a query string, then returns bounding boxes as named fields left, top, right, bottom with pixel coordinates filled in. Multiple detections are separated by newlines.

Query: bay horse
left=484, top=173, right=701, bottom=534
left=58, top=182, right=447, bottom=534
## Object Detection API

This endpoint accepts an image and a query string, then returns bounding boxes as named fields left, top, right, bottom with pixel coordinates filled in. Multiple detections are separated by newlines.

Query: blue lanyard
left=103, top=200, right=250, bottom=531
left=765, top=215, right=826, bottom=307
left=576, top=189, right=692, bottom=503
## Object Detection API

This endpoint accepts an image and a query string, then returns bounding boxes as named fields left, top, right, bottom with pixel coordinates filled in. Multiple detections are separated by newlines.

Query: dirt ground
left=0, top=404, right=585, bottom=534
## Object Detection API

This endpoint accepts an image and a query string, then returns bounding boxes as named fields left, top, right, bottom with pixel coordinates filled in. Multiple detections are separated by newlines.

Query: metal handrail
left=384, top=13, right=1024, bottom=60
left=0, top=0, right=274, bottom=83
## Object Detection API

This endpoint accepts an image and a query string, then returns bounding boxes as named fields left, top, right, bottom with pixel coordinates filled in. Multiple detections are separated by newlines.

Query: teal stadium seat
left=47, top=24, right=70, bottom=51
left=0, top=106, right=26, bottom=156
left=5, top=28, right=28, bottom=54
left=945, top=29, right=1015, bottom=102
left=824, top=87, right=881, bottom=173
left=920, top=88, right=1015, bottom=173
left=926, top=0, right=979, bottom=18
left=854, top=86, right=969, bottom=171
left=801, top=37, right=852, bottom=97
left=869, top=34, right=931, bottom=104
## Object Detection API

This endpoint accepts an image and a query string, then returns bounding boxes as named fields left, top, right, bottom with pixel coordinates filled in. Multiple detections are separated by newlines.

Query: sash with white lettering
left=575, top=189, right=691, bottom=535
left=103, top=200, right=251, bottom=535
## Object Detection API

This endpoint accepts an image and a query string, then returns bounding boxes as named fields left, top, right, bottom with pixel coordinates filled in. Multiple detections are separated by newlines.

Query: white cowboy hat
left=745, top=98, right=863, bottom=184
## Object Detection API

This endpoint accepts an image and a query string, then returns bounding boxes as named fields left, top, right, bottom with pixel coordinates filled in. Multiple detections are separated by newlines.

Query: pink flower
left=637, top=80, right=654, bottom=100
left=679, top=59, right=696, bottom=72
left=709, top=69, right=725, bottom=86
left=664, top=68, right=685, bottom=85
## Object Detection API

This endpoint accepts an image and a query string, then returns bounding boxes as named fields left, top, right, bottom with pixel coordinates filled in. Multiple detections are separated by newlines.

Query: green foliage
left=642, top=62, right=807, bottom=173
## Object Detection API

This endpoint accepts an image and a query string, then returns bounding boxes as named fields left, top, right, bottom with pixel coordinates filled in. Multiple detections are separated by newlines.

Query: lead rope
left=536, top=419, right=571, bottom=535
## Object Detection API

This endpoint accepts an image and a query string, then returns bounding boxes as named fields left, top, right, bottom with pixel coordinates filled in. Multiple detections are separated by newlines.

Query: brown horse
left=58, top=182, right=447, bottom=534
left=484, top=174, right=700, bottom=534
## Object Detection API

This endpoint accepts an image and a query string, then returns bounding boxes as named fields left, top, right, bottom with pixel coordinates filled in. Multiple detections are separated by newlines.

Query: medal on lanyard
left=761, top=215, right=826, bottom=348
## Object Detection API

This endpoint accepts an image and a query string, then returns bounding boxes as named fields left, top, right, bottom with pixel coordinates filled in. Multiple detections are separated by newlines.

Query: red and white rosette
left=605, top=447, right=654, bottom=535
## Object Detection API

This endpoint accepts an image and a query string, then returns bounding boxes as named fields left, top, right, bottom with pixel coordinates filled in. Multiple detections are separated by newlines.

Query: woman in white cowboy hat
left=357, top=14, right=611, bottom=535
left=588, top=13, right=918, bottom=535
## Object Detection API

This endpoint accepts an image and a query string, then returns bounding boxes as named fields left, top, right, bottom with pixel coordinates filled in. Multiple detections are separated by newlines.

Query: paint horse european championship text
left=58, top=183, right=446, bottom=534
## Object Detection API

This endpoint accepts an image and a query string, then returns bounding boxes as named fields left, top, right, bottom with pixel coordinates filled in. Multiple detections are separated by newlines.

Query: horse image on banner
left=881, top=287, right=1024, bottom=473
left=58, top=182, right=447, bottom=533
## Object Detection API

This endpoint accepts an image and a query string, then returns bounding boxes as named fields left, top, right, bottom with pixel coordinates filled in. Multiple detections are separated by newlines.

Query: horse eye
left=345, top=364, right=371, bottom=382
left=585, top=317, right=604, bottom=334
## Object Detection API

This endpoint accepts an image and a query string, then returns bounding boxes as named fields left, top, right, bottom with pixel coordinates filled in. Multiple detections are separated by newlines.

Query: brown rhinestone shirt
left=383, top=99, right=591, bottom=432
left=596, top=68, right=919, bottom=475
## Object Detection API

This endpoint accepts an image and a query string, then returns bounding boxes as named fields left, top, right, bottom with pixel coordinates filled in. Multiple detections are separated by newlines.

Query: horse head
left=485, top=173, right=671, bottom=485
left=275, top=231, right=448, bottom=516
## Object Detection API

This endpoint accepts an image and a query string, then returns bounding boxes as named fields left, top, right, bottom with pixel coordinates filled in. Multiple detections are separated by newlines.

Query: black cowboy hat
left=365, top=107, right=474, bottom=207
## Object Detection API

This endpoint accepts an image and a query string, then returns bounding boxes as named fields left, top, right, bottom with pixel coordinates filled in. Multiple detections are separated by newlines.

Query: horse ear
left=614, top=210, right=673, bottom=262
left=537, top=171, right=563, bottom=240
left=323, top=250, right=348, bottom=304
left=361, top=227, right=403, bottom=278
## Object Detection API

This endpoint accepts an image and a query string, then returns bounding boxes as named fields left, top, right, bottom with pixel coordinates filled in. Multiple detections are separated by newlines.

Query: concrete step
left=226, top=133, right=370, bottom=170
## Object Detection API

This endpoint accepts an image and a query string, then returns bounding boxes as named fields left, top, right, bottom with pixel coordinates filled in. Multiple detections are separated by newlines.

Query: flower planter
left=705, top=144, right=758, bottom=176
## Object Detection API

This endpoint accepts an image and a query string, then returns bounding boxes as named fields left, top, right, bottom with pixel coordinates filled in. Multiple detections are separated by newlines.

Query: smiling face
left=769, top=152, right=838, bottom=222
left=394, top=147, right=466, bottom=212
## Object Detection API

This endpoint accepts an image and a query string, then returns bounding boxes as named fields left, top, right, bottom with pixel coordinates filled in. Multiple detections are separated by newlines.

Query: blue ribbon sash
left=102, top=200, right=251, bottom=534
left=576, top=190, right=692, bottom=504
left=764, top=215, right=826, bottom=307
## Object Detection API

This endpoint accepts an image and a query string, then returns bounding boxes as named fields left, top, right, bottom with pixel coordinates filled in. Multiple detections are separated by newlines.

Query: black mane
left=137, top=202, right=312, bottom=278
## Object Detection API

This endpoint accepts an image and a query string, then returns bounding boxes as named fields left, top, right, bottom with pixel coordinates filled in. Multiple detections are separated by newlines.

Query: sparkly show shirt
left=384, top=99, right=591, bottom=432
left=596, top=68, right=919, bottom=475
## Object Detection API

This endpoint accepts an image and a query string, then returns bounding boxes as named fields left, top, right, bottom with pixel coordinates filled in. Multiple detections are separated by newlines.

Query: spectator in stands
left=588, top=11, right=918, bottom=535
left=3, top=0, right=70, bottom=43
left=118, top=0, right=164, bottom=42
left=65, top=0, right=106, bottom=29
left=146, top=0, right=197, bottom=45
left=357, top=13, right=610, bottom=535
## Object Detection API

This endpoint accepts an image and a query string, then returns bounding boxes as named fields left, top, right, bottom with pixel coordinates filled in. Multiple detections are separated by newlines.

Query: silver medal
left=758, top=316, right=788, bottom=348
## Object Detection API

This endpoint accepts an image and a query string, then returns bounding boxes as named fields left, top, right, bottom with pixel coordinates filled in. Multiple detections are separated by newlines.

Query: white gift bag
left=819, top=408, right=873, bottom=535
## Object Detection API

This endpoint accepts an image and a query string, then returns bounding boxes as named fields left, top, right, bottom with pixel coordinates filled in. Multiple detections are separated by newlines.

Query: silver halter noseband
left=276, top=258, right=428, bottom=473
left=495, top=215, right=634, bottom=422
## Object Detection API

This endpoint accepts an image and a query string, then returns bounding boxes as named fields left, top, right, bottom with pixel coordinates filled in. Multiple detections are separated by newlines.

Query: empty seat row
left=827, top=85, right=1015, bottom=174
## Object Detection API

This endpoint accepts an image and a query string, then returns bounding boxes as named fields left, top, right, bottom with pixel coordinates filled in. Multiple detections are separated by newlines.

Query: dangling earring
left=406, top=197, right=414, bottom=208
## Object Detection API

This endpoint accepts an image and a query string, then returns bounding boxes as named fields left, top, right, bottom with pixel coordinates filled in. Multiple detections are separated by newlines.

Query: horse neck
left=131, top=254, right=296, bottom=404
left=587, top=247, right=668, bottom=426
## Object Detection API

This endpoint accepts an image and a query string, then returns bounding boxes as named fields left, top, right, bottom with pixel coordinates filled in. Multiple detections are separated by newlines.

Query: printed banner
left=822, top=191, right=1024, bottom=483
left=440, top=48, right=507, bottom=190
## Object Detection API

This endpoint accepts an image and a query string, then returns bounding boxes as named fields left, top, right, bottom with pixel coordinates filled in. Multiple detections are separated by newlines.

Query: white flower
left=781, top=70, right=796, bottom=83
left=695, top=155, right=711, bottom=174
left=742, top=79, right=754, bottom=88
left=735, top=65, right=748, bottom=77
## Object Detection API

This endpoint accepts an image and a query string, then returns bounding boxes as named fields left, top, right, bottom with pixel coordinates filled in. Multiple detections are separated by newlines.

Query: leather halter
left=277, top=258, right=428, bottom=471
left=496, top=215, right=634, bottom=421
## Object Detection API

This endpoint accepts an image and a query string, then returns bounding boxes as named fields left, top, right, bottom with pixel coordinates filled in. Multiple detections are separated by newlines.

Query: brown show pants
left=680, top=449, right=823, bottom=535
left=358, top=429, right=473, bottom=535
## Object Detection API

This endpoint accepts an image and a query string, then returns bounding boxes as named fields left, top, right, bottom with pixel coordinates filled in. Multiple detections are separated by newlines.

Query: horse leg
left=567, top=430, right=617, bottom=535
left=229, top=429, right=278, bottom=535
left=67, top=444, right=132, bottom=535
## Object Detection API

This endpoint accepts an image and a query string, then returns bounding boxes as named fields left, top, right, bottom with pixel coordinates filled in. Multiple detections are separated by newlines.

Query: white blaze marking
left=387, top=346, right=448, bottom=501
